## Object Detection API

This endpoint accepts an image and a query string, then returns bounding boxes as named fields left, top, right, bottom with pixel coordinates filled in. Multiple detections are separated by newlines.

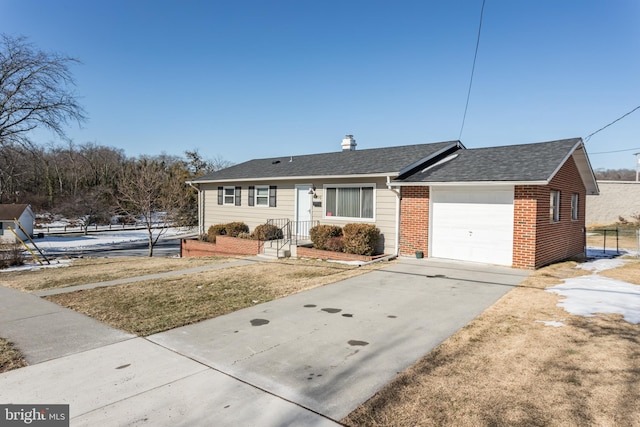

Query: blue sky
left=2, top=0, right=639, bottom=170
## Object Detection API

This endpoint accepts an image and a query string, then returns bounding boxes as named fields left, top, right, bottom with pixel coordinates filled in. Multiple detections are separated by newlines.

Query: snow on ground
left=547, top=275, right=640, bottom=324
left=1, top=228, right=194, bottom=273
left=29, top=228, right=192, bottom=252
left=545, top=252, right=640, bottom=325
left=578, top=257, right=626, bottom=273
left=535, top=320, right=566, bottom=327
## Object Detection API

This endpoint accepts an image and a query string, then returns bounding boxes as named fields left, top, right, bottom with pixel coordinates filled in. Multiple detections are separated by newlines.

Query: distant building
left=0, top=204, right=35, bottom=244
left=586, top=181, right=640, bottom=227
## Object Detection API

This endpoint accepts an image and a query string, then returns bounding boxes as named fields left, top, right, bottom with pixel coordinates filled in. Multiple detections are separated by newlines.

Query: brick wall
left=181, top=236, right=261, bottom=257
left=398, top=186, right=430, bottom=256
left=513, top=156, right=586, bottom=269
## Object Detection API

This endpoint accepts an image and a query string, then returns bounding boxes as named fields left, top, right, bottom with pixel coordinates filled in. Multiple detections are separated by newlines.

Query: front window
left=550, top=190, right=560, bottom=222
left=256, top=186, right=269, bottom=206
left=223, top=187, right=235, bottom=205
left=324, top=185, right=375, bottom=220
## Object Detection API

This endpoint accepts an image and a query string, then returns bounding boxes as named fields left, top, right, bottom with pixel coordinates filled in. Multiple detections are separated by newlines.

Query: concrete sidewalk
left=0, top=258, right=529, bottom=425
left=0, top=285, right=134, bottom=364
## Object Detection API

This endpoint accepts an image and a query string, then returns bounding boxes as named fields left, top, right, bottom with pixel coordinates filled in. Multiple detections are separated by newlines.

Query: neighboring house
left=586, top=181, right=640, bottom=227
left=189, top=136, right=598, bottom=269
left=0, top=204, right=35, bottom=244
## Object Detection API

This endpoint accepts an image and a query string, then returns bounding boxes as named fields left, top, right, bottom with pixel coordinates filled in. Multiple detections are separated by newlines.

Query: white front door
left=295, top=185, right=313, bottom=236
left=430, top=186, right=514, bottom=266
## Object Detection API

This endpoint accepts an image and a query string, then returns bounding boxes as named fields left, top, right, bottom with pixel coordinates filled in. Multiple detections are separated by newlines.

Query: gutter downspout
left=187, top=181, right=203, bottom=235
left=386, top=176, right=401, bottom=256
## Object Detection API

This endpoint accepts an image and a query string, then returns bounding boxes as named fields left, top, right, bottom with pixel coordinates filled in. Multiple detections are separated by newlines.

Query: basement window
left=550, top=190, right=560, bottom=222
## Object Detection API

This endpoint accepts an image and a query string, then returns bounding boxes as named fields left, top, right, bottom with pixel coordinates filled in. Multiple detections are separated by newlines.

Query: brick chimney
left=341, top=134, right=356, bottom=151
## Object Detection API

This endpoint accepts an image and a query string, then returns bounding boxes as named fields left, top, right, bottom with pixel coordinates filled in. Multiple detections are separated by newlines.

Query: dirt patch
left=0, top=338, right=27, bottom=373
left=45, top=258, right=388, bottom=336
left=343, top=261, right=640, bottom=426
left=0, top=256, right=232, bottom=291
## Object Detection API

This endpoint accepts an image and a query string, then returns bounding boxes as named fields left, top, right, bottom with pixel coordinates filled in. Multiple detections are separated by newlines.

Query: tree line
left=1, top=34, right=231, bottom=255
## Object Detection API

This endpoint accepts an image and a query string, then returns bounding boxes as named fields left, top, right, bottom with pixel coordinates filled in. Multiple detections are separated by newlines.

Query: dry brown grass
left=45, top=259, right=387, bottom=336
left=0, top=256, right=231, bottom=291
left=344, top=261, right=640, bottom=427
left=0, top=338, right=27, bottom=373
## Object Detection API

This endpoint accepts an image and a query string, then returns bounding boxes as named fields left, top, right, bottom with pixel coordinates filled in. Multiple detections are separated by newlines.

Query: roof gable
left=395, top=138, right=599, bottom=194
left=0, top=204, right=31, bottom=221
left=192, top=141, right=462, bottom=182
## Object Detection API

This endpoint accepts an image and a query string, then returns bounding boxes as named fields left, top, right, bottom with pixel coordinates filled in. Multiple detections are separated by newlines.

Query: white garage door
left=431, top=186, right=514, bottom=266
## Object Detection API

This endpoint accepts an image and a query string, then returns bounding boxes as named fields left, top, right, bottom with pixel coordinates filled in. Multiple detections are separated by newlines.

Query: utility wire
left=459, top=0, right=486, bottom=141
left=590, top=147, right=640, bottom=155
left=584, top=104, right=640, bottom=142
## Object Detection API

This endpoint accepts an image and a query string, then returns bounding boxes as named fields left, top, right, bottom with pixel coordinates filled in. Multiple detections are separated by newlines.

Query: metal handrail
left=264, top=219, right=319, bottom=257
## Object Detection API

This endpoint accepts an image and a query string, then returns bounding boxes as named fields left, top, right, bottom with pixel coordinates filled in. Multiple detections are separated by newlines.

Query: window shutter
left=235, top=186, right=241, bottom=206
left=217, top=187, right=223, bottom=205
left=248, top=186, right=255, bottom=206
left=269, top=186, right=277, bottom=207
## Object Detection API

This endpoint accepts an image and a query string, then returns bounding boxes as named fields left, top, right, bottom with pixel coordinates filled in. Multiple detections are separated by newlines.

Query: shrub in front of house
left=324, top=236, right=345, bottom=253
left=225, top=222, right=250, bottom=237
left=342, top=223, right=380, bottom=255
left=252, top=223, right=283, bottom=241
left=207, top=224, right=226, bottom=243
left=309, top=225, right=343, bottom=250
left=206, top=222, right=249, bottom=243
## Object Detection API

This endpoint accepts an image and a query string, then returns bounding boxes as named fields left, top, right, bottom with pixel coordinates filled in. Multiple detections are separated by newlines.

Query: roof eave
left=189, top=172, right=400, bottom=185
left=389, top=180, right=549, bottom=187
left=547, top=139, right=599, bottom=195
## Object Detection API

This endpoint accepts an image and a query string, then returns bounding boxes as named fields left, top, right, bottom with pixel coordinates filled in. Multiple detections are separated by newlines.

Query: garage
left=430, top=186, right=514, bottom=266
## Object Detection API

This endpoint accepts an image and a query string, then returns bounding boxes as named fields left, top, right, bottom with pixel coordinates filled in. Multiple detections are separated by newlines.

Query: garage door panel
left=431, top=187, right=514, bottom=266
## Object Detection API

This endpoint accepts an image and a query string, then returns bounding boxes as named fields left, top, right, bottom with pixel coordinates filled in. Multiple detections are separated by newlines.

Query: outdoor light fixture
left=308, top=186, right=318, bottom=198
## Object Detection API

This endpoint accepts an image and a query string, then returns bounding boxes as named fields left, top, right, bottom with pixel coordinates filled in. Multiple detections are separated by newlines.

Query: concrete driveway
left=0, top=258, right=528, bottom=426
left=149, top=258, right=529, bottom=420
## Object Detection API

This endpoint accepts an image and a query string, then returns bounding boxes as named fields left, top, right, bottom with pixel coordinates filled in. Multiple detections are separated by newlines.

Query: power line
left=459, top=0, right=486, bottom=141
left=589, top=147, right=640, bottom=155
left=584, top=104, right=640, bottom=142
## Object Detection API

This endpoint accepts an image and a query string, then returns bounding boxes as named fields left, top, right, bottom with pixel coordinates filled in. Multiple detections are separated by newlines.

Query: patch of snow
left=535, top=320, right=565, bottom=327
left=28, top=228, right=191, bottom=253
left=2, top=258, right=73, bottom=272
left=547, top=275, right=640, bottom=324
left=578, top=258, right=626, bottom=273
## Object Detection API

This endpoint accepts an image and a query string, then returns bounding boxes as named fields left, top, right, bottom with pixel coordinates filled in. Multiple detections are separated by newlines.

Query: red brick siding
left=513, top=186, right=545, bottom=269
left=536, top=156, right=586, bottom=268
left=399, top=157, right=586, bottom=269
left=181, top=236, right=261, bottom=257
left=398, top=186, right=430, bottom=256
left=513, top=156, right=586, bottom=269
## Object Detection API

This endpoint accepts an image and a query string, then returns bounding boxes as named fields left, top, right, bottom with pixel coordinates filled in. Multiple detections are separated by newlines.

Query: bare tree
left=114, top=157, right=187, bottom=256
left=0, top=34, right=86, bottom=148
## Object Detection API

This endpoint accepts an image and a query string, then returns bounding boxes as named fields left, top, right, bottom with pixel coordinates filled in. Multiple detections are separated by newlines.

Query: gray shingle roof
left=0, top=204, right=29, bottom=220
left=399, top=138, right=582, bottom=183
left=193, top=141, right=460, bottom=182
